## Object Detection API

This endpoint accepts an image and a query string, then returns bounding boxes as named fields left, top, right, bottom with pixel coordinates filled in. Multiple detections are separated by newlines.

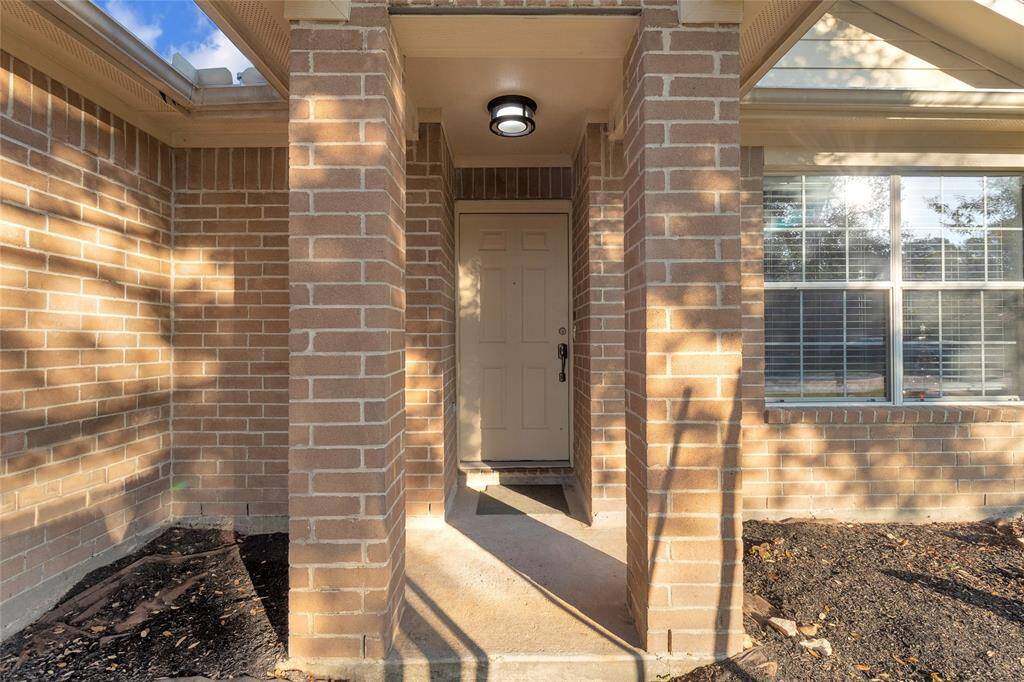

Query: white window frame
left=764, top=172, right=1024, bottom=406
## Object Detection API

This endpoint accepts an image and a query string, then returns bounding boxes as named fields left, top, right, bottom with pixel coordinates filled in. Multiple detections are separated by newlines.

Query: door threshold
left=461, top=460, right=571, bottom=471
left=459, top=461, right=573, bottom=489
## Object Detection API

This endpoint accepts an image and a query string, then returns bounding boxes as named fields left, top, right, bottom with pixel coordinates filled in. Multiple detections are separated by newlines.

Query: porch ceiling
left=394, top=15, right=637, bottom=167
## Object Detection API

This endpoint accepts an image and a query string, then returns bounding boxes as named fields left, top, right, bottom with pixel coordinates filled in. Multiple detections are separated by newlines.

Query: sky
left=94, top=0, right=253, bottom=80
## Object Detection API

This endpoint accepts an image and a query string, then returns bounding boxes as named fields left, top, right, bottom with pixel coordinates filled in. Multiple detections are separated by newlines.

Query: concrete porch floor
left=383, top=484, right=700, bottom=681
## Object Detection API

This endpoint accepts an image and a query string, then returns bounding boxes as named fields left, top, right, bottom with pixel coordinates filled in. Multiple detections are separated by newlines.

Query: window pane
left=903, top=290, right=1022, bottom=400
left=940, top=176, right=984, bottom=228
left=847, top=344, right=889, bottom=398
left=902, top=228, right=943, bottom=280
left=941, top=291, right=982, bottom=343
left=764, top=230, right=803, bottom=281
left=803, top=291, right=844, bottom=343
left=943, top=228, right=986, bottom=280
left=765, top=290, right=889, bottom=400
left=805, top=229, right=846, bottom=280
left=765, top=290, right=800, bottom=344
left=987, top=229, right=1024, bottom=281
left=983, top=292, right=1023, bottom=398
left=766, top=346, right=801, bottom=398
left=763, top=176, right=802, bottom=229
left=987, top=176, right=1023, bottom=228
left=902, top=177, right=943, bottom=227
left=985, top=291, right=1020, bottom=341
left=805, top=176, right=838, bottom=228
left=763, top=176, right=890, bottom=283
left=902, top=175, right=1024, bottom=282
left=849, top=227, right=890, bottom=280
left=803, top=344, right=844, bottom=397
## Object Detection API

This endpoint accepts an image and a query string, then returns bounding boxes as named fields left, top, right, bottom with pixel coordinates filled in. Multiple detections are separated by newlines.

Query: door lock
left=557, top=343, right=568, bottom=382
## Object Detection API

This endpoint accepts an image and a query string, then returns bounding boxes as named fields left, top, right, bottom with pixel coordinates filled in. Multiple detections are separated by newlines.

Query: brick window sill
left=765, top=403, right=1024, bottom=425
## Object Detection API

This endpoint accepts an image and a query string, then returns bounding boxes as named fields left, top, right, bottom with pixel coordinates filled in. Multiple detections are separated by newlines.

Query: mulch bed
left=2, top=519, right=1022, bottom=680
left=0, top=528, right=289, bottom=681
left=682, top=517, right=1024, bottom=682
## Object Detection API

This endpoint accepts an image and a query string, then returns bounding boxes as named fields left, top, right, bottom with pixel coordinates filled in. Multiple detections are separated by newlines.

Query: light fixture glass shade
left=488, top=95, right=537, bottom=138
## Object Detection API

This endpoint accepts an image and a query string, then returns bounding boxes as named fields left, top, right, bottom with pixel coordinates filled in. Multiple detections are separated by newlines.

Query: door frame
left=454, top=199, right=574, bottom=467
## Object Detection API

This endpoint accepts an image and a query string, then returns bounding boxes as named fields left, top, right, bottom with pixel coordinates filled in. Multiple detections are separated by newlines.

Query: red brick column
left=622, top=8, right=744, bottom=659
left=287, top=2, right=406, bottom=666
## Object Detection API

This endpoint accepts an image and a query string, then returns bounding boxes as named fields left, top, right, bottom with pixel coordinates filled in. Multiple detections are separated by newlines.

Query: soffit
left=394, top=15, right=637, bottom=166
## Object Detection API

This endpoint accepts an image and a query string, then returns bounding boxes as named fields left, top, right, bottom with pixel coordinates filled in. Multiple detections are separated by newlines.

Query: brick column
left=287, top=2, right=406, bottom=666
left=622, top=7, right=744, bottom=659
left=404, top=123, right=457, bottom=519
left=571, top=123, right=627, bottom=523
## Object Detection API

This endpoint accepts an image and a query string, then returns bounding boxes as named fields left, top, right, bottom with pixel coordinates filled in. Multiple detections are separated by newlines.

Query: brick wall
left=739, top=146, right=1024, bottom=522
left=571, top=123, right=627, bottom=523
left=0, top=52, right=173, bottom=637
left=622, top=10, right=744, bottom=659
left=0, top=50, right=290, bottom=637
left=454, top=166, right=572, bottom=201
left=171, top=147, right=290, bottom=530
left=405, top=123, right=457, bottom=519
left=287, top=2, right=407, bottom=663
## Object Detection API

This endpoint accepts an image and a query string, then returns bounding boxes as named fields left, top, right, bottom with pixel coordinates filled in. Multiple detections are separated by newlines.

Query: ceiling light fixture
left=487, top=95, right=537, bottom=138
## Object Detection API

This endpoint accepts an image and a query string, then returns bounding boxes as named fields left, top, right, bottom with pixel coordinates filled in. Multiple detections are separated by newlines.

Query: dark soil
left=682, top=517, right=1024, bottom=682
left=3, top=520, right=1022, bottom=681
left=0, top=528, right=289, bottom=681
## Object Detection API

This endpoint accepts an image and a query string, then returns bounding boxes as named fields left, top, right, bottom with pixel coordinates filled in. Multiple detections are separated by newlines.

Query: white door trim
left=454, top=200, right=574, bottom=467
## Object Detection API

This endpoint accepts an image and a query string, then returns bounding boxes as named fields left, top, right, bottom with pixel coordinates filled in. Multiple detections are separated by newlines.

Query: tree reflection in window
left=764, top=176, right=890, bottom=282
left=903, top=176, right=1023, bottom=282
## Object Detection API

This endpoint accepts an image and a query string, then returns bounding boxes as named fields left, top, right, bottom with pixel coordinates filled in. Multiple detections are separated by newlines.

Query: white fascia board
left=678, top=1, right=743, bottom=24
left=744, top=87, right=1024, bottom=119
left=765, top=149, right=1024, bottom=171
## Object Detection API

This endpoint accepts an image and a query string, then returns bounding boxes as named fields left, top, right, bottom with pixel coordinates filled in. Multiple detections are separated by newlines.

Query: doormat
left=476, top=484, right=570, bottom=516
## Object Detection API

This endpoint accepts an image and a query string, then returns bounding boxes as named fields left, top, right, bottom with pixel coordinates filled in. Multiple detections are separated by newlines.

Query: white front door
left=458, top=212, right=570, bottom=462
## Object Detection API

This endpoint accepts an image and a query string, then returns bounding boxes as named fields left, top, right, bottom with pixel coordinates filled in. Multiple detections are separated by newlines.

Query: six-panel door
left=458, top=212, right=570, bottom=462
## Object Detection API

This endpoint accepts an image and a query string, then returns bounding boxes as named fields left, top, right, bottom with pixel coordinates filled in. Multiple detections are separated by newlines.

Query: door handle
left=557, top=343, right=568, bottom=382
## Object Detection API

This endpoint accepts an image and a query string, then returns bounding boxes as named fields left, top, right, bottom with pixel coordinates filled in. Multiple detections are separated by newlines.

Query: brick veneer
left=622, top=9, right=744, bottom=659
left=405, top=123, right=457, bottom=518
left=0, top=49, right=291, bottom=637
left=454, top=166, right=573, bottom=201
left=287, top=1, right=407, bottom=663
left=171, top=148, right=290, bottom=529
left=571, top=123, right=627, bottom=523
left=0, top=52, right=173, bottom=636
left=738, top=147, right=1024, bottom=521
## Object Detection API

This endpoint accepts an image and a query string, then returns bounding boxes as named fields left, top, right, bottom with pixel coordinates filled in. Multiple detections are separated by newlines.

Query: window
left=763, top=174, right=1024, bottom=403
